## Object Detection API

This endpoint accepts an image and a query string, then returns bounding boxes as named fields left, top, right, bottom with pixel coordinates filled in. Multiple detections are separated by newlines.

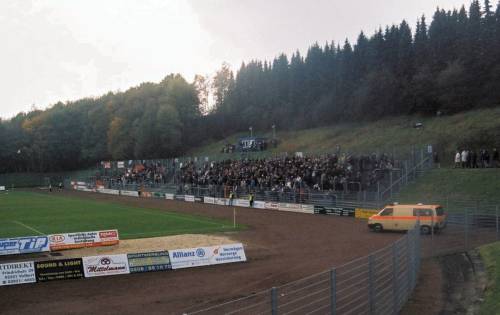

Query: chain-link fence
left=186, top=226, right=421, bottom=315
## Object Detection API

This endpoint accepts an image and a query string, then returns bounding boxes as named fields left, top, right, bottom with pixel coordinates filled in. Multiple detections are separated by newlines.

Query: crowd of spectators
left=101, top=161, right=170, bottom=186
left=454, top=148, right=499, bottom=168
left=176, top=153, right=397, bottom=194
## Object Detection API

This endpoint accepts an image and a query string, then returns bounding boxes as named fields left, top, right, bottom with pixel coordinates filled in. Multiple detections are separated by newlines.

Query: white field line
left=12, top=220, right=45, bottom=235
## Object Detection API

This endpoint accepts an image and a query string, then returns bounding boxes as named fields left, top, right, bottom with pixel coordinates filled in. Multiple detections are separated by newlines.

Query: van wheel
left=373, top=224, right=383, bottom=232
left=420, top=225, right=431, bottom=235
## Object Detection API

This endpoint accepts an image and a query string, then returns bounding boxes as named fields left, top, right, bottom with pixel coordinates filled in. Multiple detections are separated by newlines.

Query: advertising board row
left=0, top=243, right=246, bottom=286
left=202, top=197, right=314, bottom=214
left=0, top=230, right=119, bottom=256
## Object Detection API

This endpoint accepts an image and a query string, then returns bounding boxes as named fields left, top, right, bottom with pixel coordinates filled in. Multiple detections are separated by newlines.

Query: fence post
left=271, top=287, right=278, bottom=315
left=369, top=255, right=375, bottom=314
left=330, top=268, right=337, bottom=315
left=464, top=210, right=469, bottom=251
left=406, top=234, right=411, bottom=299
left=392, top=244, right=398, bottom=315
left=377, top=182, right=380, bottom=202
left=389, top=171, right=393, bottom=199
left=496, top=205, right=499, bottom=241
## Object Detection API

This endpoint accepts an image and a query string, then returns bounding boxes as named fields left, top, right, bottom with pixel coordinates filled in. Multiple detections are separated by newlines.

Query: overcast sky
left=0, top=0, right=468, bottom=118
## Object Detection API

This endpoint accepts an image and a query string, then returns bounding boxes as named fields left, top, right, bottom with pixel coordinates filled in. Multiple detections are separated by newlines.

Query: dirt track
left=0, top=190, right=400, bottom=315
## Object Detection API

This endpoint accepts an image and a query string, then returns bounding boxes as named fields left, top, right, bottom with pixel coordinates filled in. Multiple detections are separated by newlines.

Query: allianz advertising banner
left=0, top=236, right=50, bottom=256
left=170, top=243, right=246, bottom=270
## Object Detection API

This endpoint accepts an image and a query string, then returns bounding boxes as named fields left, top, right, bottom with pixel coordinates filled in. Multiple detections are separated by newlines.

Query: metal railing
left=185, top=226, right=421, bottom=315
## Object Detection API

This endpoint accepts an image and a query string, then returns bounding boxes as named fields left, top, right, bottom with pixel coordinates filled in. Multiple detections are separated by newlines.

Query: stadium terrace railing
left=183, top=225, right=421, bottom=315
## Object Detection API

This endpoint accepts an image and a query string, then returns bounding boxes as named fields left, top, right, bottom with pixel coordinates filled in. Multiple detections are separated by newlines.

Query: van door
left=378, top=207, right=395, bottom=230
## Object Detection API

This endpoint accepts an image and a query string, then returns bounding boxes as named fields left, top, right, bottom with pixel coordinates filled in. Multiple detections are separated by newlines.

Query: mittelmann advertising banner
left=0, top=261, right=36, bottom=286
left=82, top=254, right=130, bottom=277
left=127, top=251, right=172, bottom=273
left=0, top=236, right=50, bottom=256
left=49, top=230, right=119, bottom=251
left=170, top=243, right=246, bottom=270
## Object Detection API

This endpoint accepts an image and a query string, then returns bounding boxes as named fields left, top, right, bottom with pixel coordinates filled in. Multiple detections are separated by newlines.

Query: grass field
left=0, top=191, right=240, bottom=239
left=396, top=168, right=500, bottom=204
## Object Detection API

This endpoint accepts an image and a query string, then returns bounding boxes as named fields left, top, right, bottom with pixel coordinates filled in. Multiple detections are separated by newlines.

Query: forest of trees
left=1, top=1, right=500, bottom=172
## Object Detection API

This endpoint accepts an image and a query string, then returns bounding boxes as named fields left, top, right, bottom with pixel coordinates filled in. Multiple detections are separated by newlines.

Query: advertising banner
left=0, top=186, right=6, bottom=191
left=235, top=199, right=250, bottom=207
left=204, top=197, right=215, bottom=204
left=301, top=204, right=315, bottom=213
left=0, top=261, right=36, bottom=286
left=278, top=203, right=304, bottom=213
left=121, top=190, right=139, bottom=197
left=170, top=243, right=246, bottom=270
left=97, top=188, right=120, bottom=195
left=184, top=195, right=195, bottom=202
left=153, top=192, right=164, bottom=199
left=253, top=201, right=266, bottom=209
left=76, top=181, right=86, bottom=186
left=127, top=251, right=172, bottom=273
left=117, top=161, right=125, bottom=168
left=215, top=198, right=227, bottom=206
left=265, top=202, right=280, bottom=210
left=355, top=208, right=379, bottom=219
left=165, top=193, right=175, bottom=200
left=76, top=187, right=95, bottom=192
left=0, top=236, right=50, bottom=256
left=35, top=258, right=84, bottom=282
left=175, top=195, right=185, bottom=201
left=314, top=206, right=356, bottom=216
left=83, top=254, right=130, bottom=277
left=49, top=230, right=119, bottom=251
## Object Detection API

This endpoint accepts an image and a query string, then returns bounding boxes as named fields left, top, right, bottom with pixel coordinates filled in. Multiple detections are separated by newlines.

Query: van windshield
left=436, top=207, right=444, bottom=216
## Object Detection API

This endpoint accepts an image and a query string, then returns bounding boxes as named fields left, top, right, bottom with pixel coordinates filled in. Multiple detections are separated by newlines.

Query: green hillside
left=189, top=107, right=500, bottom=162
left=396, top=168, right=500, bottom=204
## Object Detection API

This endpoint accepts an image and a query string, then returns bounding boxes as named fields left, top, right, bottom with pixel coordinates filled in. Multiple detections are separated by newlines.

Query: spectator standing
left=493, top=148, right=499, bottom=168
left=433, top=152, right=440, bottom=168
left=484, top=150, right=490, bottom=168
left=454, top=151, right=461, bottom=168
left=461, top=149, right=468, bottom=168
left=471, top=150, right=478, bottom=168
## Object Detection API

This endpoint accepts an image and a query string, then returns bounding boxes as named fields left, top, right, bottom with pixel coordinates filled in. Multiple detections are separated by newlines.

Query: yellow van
left=368, top=203, right=446, bottom=234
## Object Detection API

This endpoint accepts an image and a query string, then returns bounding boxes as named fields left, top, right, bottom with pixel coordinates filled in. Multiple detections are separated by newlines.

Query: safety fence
left=186, top=226, right=421, bottom=315
left=408, top=199, right=500, bottom=257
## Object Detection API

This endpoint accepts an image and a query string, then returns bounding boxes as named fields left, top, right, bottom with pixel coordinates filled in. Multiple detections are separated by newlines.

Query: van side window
left=380, top=208, right=393, bottom=216
left=413, top=209, right=433, bottom=216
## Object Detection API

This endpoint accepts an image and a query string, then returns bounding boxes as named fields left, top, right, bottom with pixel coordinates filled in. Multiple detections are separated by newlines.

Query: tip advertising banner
left=0, top=236, right=50, bottom=256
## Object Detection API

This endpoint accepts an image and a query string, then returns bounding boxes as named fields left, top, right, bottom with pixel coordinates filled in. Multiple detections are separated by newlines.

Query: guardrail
left=185, top=225, right=421, bottom=315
